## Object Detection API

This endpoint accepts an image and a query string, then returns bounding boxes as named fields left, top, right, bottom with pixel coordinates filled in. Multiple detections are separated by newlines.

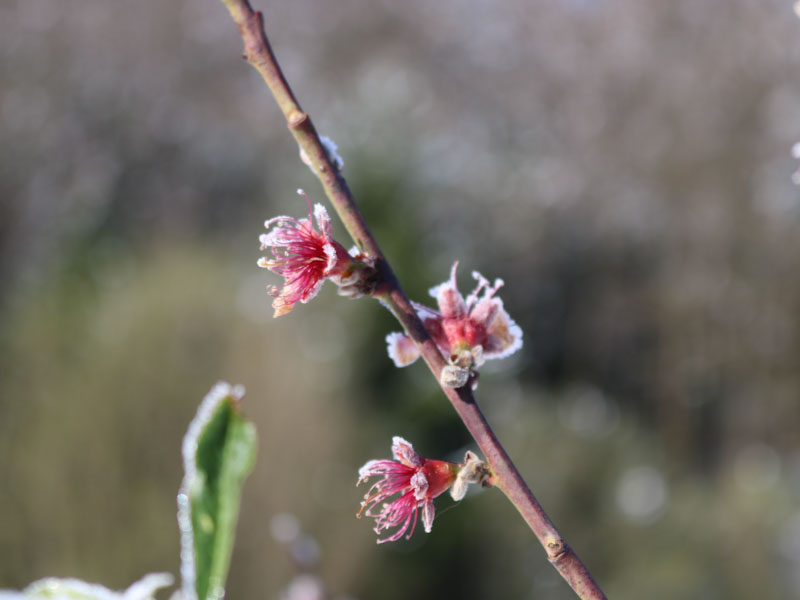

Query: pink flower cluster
left=258, top=196, right=509, bottom=545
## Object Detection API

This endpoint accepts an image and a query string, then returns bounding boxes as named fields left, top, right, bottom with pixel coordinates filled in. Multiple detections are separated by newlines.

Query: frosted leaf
left=0, top=573, right=174, bottom=600
left=178, top=382, right=246, bottom=600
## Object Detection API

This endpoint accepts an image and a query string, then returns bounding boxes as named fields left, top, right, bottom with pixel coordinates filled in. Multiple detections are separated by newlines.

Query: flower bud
left=450, top=451, right=491, bottom=501
left=440, top=364, right=470, bottom=389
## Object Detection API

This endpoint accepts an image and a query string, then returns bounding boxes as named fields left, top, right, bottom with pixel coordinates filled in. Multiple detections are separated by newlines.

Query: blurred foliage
left=2, top=0, right=800, bottom=599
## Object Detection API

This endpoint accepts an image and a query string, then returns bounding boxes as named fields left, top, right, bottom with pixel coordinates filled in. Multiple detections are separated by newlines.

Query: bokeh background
left=2, top=0, right=800, bottom=598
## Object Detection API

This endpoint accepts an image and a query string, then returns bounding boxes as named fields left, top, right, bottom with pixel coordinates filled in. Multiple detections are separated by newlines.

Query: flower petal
left=410, top=470, right=429, bottom=501
left=421, top=499, right=435, bottom=533
left=467, top=272, right=504, bottom=319
left=313, top=202, right=333, bottom=240
left=321, top=241, right=340, bottom=275
left=482, top=297, right=523, bottom=359
left=386, top=332, right=421, bottom=367
left=392, top=436, right=423, bottom=467
left=429, top=262, right=467, bottom=319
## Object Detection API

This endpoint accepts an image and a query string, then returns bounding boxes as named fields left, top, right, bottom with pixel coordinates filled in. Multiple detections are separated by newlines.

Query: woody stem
left=216, top=1, right=607, bottom=599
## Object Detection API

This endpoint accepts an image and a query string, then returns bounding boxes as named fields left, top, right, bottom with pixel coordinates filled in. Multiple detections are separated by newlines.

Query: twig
left=216, top=2, right=608, bottom=598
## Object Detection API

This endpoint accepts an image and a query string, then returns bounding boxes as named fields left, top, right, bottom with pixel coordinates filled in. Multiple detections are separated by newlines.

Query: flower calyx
left=450, top=450, right=492, bottom=501
left=332, top=247, right=378, bottom=299
left=440, top=345, right=484, bottom=389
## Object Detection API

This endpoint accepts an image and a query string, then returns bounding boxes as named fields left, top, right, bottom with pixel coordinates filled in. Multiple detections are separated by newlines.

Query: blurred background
left=2, top=0, right=800, bottom=598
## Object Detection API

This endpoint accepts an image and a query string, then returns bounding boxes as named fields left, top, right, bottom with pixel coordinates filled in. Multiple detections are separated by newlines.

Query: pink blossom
left=386, top=262, right=522, bottom=368
left=357, top=437, right=457, bottom=544
left=258, top=192, right=352, bottom=317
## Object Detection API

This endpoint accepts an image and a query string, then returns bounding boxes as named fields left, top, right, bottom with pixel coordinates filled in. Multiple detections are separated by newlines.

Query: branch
left=216, top=2, right=608, bottom=598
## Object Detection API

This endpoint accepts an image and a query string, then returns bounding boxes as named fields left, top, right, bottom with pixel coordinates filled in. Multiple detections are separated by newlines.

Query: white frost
left=0, top=573, right=174, bottom=600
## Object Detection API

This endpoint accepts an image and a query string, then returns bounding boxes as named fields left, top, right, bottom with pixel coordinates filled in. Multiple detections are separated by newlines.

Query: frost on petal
left=482, top=297, right=523, bottom=359
left=430, top=262, right=466, bottom=319
left=410, top=470, right=429, bottom=500
left=298, top=277, right=326, bottom=305
left=421, top=499, right=435, bottom=533
left=262, top=215, right=308, bottom=241
left=386, top=332, right=421, bottom=367
left=358, top=459, right=384, bottom=482
left=392, top=436, right=423, bottom=467
left=467, top=273, right=505, bottom=322
left=321, top=241, right=339, bottom=275
left=313, top=203, right=333, bottom=240
left=405, top=262, right=523, bottom=366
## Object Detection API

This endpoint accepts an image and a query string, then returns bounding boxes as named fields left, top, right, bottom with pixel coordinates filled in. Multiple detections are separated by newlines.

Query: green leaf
left=178, top=383, right=257, bottom=600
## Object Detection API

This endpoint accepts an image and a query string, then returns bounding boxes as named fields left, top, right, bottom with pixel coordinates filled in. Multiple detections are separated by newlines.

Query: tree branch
left=216, top=2, right=607, bottom=598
